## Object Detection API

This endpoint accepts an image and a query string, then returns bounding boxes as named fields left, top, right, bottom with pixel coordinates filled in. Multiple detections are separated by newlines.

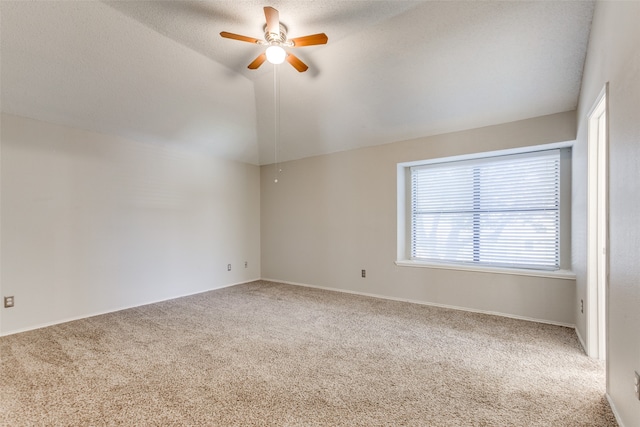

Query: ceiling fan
left=220, top=6, right=328, bottom=72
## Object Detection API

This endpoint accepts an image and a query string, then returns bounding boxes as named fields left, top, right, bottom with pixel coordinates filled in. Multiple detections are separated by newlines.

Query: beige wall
left=261, top=111, right=576, bottom=326
left=0, top=113, right=261, bottom=335
left=573, top=2, right=640, bottom=425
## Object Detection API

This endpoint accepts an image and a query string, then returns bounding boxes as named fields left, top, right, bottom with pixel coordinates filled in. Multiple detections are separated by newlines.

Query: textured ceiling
left=1, top=1, right=594, bottom=165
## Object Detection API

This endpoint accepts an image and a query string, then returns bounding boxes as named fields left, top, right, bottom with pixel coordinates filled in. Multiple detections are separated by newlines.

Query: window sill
left=394, top=260, right=576, bottom=280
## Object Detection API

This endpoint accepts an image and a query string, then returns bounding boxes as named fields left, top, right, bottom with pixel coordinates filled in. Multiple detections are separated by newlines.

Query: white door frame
left=586, top=83, right=609, bottom=360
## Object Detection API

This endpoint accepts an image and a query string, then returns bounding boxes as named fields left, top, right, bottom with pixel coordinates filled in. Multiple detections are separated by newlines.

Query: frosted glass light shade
left=266, top=45, right=286, bottom=64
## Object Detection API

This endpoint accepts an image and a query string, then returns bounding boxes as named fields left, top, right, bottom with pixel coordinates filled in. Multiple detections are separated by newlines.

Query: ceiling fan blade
left=220, top=31, right=261, bottom=44
left=264, top=6, right=280, bottom=36
left=248, top=53, right=267, bottom=70
left=286, top=53, right=308, bottom=72
left=290, top=33, right=328, bottom=47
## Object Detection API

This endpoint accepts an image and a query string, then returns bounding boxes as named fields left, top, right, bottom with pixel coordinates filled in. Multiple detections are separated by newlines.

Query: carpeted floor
left=0, top=281, right=617, bottom=426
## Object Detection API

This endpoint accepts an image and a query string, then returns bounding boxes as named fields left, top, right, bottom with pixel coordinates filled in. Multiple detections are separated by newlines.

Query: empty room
left=1, top=1, right=639, bottom=426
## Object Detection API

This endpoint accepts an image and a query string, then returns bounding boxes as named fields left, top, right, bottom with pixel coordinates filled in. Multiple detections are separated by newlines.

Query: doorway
left=587, top=84, right=608, bottom=361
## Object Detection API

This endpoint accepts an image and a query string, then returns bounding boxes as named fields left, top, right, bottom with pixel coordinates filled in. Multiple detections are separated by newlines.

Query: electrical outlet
left=581, top=299, right=584, bottom=314
left=361, top=269, right=366, bottom=278
left=634, top=371, right=640, bottom=401
left=227, top=264, right=231, bottom=271
left=4, top=296, right=14, bottom=308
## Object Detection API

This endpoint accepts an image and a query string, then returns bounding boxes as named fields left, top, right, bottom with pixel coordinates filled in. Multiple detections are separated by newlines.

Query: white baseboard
left=0, top=279, right=259, bottom=337
left=575, top=326, right=588, bottom=354
left=605, top=393, right=625, bottom=427
left=3, top=277, right=575, bottom=336
left=260, top=278, right=575, bottom=329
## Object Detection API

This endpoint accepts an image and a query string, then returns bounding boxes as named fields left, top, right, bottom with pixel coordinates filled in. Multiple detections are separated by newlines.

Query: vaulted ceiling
left=1, top=1, right=594, bottom=165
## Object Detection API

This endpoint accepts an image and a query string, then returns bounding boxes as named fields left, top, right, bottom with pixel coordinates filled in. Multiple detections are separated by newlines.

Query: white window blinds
left=410, top=149, right=560, bottom=270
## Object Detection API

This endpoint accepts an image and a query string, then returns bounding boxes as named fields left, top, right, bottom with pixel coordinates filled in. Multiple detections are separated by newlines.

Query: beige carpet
left=1, top=281, right=617, bottom=426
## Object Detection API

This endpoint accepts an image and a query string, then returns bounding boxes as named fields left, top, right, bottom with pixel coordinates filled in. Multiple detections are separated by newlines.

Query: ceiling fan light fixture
left=220, top=6, right=326, bottom=72
left=265, top=45, right=286, bottom=64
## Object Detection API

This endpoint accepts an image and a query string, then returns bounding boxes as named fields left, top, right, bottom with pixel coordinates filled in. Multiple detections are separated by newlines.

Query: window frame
left=396, top=142, right=575, bottom=280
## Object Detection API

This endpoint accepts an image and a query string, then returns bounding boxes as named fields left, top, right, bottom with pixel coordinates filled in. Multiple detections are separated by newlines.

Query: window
left=401, top=148, right=571, bottom=272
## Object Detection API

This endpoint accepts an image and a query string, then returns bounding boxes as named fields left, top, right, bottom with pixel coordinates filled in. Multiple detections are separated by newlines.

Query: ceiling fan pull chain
left=274, top=64, right=280, bottom=183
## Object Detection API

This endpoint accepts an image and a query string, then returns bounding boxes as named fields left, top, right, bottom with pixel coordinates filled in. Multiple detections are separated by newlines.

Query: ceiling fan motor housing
left=264, top=23, right=289, bottom=45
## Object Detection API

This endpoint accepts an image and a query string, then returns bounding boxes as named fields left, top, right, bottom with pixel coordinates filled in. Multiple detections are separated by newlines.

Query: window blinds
left=410, top=149, right=560, bottom=270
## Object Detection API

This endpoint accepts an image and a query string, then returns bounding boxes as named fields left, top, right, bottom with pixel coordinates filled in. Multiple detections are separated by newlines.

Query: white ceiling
left=1, top=1, right=594, bottom=165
